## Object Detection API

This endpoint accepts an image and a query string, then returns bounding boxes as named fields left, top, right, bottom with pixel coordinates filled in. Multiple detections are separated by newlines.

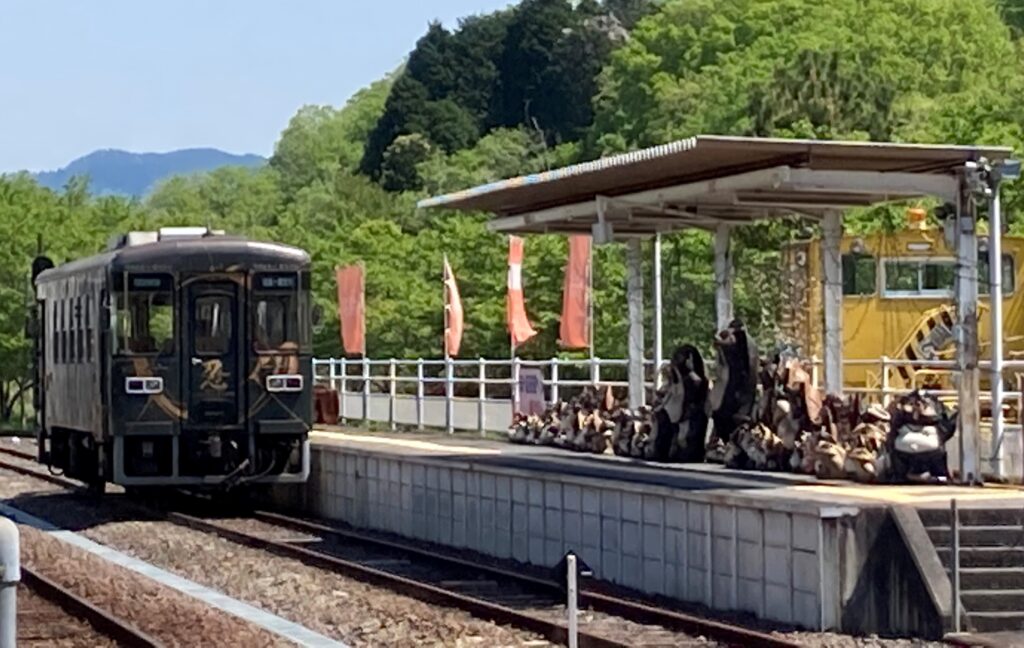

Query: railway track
left=0, top=444, right=802, bottom=648
left=20, top=565, right=162, bottom=647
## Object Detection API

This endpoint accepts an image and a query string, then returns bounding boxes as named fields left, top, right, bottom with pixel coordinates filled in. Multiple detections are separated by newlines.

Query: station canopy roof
left=417, top=135, right=1014, bottom=236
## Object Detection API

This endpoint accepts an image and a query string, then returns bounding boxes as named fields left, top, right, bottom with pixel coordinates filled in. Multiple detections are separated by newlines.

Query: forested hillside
left=3, top=0, right=1024, bottom=415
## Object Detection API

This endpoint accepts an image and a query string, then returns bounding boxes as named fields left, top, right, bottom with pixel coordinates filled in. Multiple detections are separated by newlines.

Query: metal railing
left=312, top=355, right=1024, bottom=480
left=314, top=354, right=1020, bottom=422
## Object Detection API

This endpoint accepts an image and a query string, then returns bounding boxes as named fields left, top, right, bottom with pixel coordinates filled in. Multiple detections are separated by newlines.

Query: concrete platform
left=270, top=429, right=1024, bottom=640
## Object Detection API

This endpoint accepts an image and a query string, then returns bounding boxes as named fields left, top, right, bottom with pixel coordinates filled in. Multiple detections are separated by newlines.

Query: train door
left=184, top=280, right=242, bottom=429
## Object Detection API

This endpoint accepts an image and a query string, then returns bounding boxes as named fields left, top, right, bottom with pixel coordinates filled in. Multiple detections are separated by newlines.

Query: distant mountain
left=32, top=148, right=265, bottom=197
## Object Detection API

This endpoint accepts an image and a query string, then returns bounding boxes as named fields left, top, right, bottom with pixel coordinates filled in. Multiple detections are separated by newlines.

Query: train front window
left=114, top=274, right=174, bottom=355
left=255, top=297, right=292, bottom=350
left=195, top=296, right=233, bottom=354
left=253, top=271, right=307, bottom=352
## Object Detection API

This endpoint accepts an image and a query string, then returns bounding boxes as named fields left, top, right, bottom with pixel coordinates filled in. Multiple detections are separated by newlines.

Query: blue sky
left=0, top=0, right=514, bottom=172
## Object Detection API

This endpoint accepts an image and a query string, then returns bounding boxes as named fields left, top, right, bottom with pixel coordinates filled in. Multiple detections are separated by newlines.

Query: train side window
left=842, top=254, right=876, bottom=295
left=882, top=258, right=955, bottom=297
left=51, top=301, right=58, bottom=365
left=74, top=296, right=83, bottom=363
left=59, top=299, right=67, bottom=364
left=979, top=253, right=1015, bottom=296
left=85, top=293, right=93, bottom=362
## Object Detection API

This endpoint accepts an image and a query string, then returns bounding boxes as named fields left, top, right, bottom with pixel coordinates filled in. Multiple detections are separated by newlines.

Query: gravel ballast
left=0, top=466, right=551, bottom=647
left=19, top=524, right=288, bottom=647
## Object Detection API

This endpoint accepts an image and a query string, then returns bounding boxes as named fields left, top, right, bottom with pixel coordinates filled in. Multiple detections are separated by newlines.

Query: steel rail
left=167, top=510, right=628, bottom=648
left=248, top=509, right=802, bottom=648
left=21, top=565, right=164, bottom=648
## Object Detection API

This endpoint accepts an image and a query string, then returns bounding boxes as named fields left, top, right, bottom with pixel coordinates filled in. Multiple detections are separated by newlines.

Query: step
left=938, top=547, right=1024, bottom=569
left=920, top=507, right=1024, bottom=528
left=962, top=589, right=1024, bottom=612
left=968, top=611, right=1024, bottom=633
left=928, top=525, right=1024, bottom=548
left=958, top=568, right=1024, bottom=590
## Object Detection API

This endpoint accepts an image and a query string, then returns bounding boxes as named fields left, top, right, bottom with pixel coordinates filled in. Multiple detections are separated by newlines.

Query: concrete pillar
left=653, top=233, right=664, bottom=388
left=626, top=238, right=646, bottom=409
left=989, top=182, right=1005, bottom=478
left=714, top=224, right=733, bottom=331
left=955, top=180, right=982, bottom=484
left=0, top=516, right=19, bottom=648
left=821, top=211, right=844, bottom=396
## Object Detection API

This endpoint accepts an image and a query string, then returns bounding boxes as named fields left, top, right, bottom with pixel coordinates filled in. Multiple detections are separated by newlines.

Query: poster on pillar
left=516, top=368, right=547, bottom=416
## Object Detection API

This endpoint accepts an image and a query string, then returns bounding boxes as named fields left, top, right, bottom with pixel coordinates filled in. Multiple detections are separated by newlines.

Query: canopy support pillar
left=989, top=175, right=1006, bottom=479
left=822, top=210, right=844, bottom=395
left=714, top=224, right=733, bottom=330
left=955, top=177, right=982, bottom=484
left=653, top=233, right=664, bottom=388
left=626, top=238, right=646, bottom=409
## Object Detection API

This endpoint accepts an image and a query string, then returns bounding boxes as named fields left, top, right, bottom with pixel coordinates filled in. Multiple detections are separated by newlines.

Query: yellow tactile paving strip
left=311, top=430, right=502, bottom=455
left=787, top=484, right=1024, bottom=504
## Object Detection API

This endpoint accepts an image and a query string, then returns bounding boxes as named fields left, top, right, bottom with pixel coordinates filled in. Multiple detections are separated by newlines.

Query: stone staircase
left=920, top=507, right=1024, bottom=632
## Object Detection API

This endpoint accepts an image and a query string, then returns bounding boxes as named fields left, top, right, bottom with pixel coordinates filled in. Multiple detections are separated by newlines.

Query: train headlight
left=267, top=374, right=304, bottom=392
left=125, top=377, right=163, bottom=395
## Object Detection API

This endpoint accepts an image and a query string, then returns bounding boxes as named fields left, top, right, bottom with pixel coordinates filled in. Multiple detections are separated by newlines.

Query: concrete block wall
left=298, top=444, right=857, bottom=631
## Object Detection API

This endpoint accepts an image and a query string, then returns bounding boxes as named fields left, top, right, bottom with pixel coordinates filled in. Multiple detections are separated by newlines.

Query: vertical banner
left=559, top=235, right=592, bottom=349
left=507, top=236, right=538, bottom=347
left=335, top=264, right=365, bottom=356
left=443, top=255, right=464, bottom=357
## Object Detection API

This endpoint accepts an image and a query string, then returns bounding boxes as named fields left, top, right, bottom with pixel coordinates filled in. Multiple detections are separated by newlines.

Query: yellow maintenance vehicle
left=779, top=209, right=1024, bottom=401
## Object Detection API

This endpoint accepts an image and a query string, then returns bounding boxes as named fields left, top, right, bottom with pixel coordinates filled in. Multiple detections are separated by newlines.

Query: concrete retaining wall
left=271, top=443, right=948, bottom=638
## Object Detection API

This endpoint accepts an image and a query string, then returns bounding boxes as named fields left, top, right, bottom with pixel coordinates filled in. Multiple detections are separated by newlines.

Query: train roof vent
left=157, top=226, right=225, bottom=240
left=106, top=227, right=227, bottom=250
left=106, top=231, right=159, bottom=250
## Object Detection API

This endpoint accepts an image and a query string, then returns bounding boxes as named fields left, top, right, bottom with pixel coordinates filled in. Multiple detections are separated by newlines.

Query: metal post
left=511, top=357, right=522, bottom=416
left=955, top=178, right=982, bottom=484
left=989, top=184, right=1005, bottom=478
left=328, top=358, right=339, bottom=392
left=567, top=553, right=578, bottom=648
left=626, top=238, right=646, bottom=409
left=550, top=358, right=560, bottom=405
left=881, top=356, right=891, bottom=407
left=416, top=359, right=425, bottom=431
left=339, top=357, right=348, bottom=423
left=951, top=498, right=961, bottom=633
left=590, top=356, right=600, bottom=388
left=478, top=358, right=487, bottom=435
left=445, top=356, right=455, bottom=435
left=653, top=233, right=664, bottom=389
left=822, top=210, right=844, bottom=396
left=714, top=224, right=733, bottom=331
left=388, top=359, right=397, bottom=431
left=362, top=358, right=371, bottom=423
left=0, top=516, right=19, bottom=648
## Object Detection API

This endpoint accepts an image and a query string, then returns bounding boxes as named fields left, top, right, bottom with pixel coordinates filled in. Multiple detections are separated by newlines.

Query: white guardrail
left=313, top=354, right=1024, bottom=480
left=313, top=355, right=1024, bottom=480
left=313, top=356, right=1021, bottom=428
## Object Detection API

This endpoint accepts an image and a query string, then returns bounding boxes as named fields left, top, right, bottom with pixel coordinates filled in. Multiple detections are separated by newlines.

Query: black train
left=29, top=228, right=316, bottom=493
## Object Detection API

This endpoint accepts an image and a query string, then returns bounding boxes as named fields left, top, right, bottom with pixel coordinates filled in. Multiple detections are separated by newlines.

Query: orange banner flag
left=507, top=236, right=538, bottom=347
left=560, top=235, right=591, bottom=349
left=444, top=255, right=464, bottom=357
left=335, top=264, right=366, bottom=356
